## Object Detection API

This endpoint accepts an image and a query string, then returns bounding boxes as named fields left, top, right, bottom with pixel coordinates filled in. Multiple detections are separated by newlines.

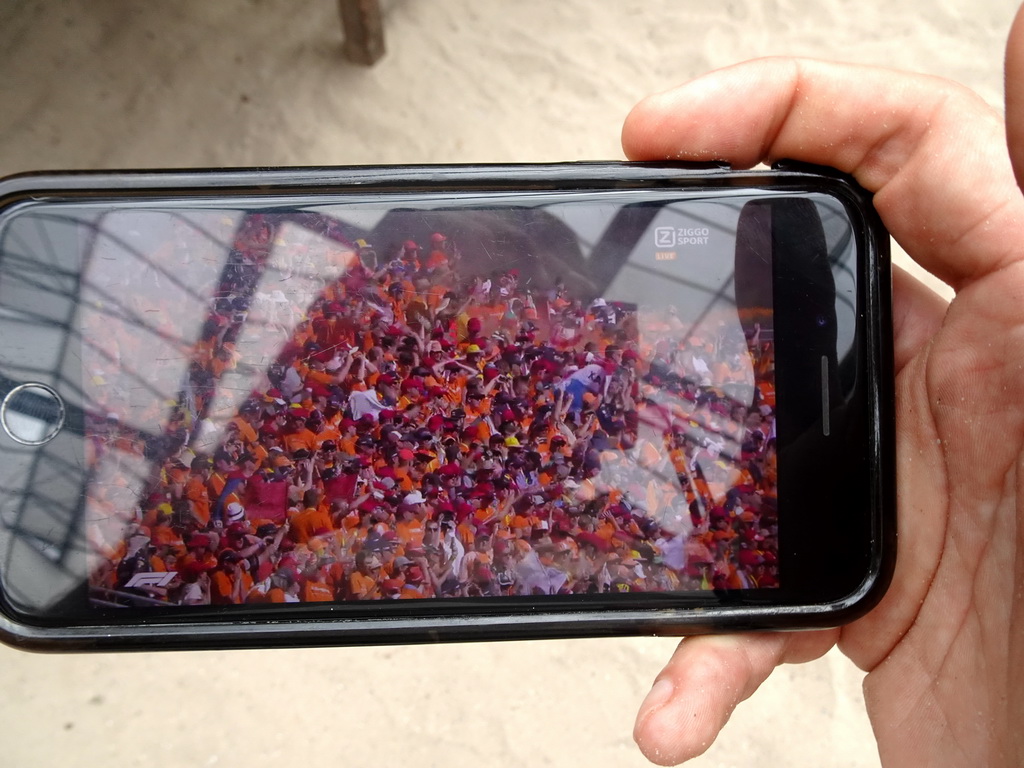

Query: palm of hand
left=848, top=265, right=1024, bottom=765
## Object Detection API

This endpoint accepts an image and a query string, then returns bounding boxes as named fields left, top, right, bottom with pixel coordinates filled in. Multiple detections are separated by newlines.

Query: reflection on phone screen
left=0, top=189, right=856, bottom=611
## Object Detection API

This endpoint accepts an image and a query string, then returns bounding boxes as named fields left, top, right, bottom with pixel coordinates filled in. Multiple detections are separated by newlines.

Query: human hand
left=622, top=13, right=1024, bottom=767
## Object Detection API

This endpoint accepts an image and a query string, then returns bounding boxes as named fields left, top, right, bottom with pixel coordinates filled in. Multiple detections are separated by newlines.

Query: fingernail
left=639, top=678, right=674, bottom=719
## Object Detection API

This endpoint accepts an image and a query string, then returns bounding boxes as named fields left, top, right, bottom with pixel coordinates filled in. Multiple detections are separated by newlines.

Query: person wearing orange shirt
left=302, top=564, right=336, bottom=602
left=209, top=345, right=238, bottom=379
left=337, top=419, right=359, bottom=456
left=311, top=304, right=351, bottom=350
left=289, top=490, right=334, bottom=545
left=258, top=569, right=301, bottom=603
left=230, top=403, right=261, bottom=447
left=282, top=416, right=319, bottom=454
left=384, top=282, right=409, bottom=326
left=210, top=552, right=254, bottom=605
left=303, top=357, right=336, bottom=390
left=423, top=232, right=450, bottom=272
left=205, top=450, right=238, bottom=524
left=184, top=457, right=214, bottom=527
left=395, top=491, right=428, bottom=548
left=463, top=390, right=491, bottom=424
left=315, top=419, right=342, bottom=449
left=396, top=240, right=422, bottom=272
left=459, top=533, right=495, bottom=593
left=396, top=378, right=424, bottom=412
left=435, top=363, right=471, bottom=406
left=349, top=551, right=382, bottom=600
left=399, top=564, right=434, bottom=599
left=404, top=280, right=433, bottom=330
left=548, top=283, right=571, bottom=316
left=537, top=433, right=570, bottom=463
left=178, top=534, right=218, bottom=576
left=424, top=282, right=447, bottom=314
left=711, top=516, right=739, bottom=545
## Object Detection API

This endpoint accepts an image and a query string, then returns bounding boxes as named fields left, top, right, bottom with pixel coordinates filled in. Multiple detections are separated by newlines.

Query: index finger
left=621, top=58, right=1024, bottom=291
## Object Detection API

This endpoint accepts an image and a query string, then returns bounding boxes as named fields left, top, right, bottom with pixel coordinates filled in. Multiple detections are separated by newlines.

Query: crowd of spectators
left=87, top=217, right=779, bottom=607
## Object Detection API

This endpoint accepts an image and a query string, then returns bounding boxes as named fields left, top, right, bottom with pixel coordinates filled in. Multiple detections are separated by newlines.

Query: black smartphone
left=0, top=162, right=893, bottom=651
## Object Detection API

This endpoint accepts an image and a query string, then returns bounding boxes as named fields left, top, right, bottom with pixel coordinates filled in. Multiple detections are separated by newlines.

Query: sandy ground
left=0, top=1, right=1018, bottom=765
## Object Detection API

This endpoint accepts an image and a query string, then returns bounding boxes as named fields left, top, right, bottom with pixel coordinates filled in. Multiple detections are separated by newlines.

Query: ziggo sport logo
left=654, top=226, right=711, bottom=247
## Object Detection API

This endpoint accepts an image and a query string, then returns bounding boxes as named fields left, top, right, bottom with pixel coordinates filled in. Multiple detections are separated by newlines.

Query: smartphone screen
left=0, top=173, right=872, bottom=629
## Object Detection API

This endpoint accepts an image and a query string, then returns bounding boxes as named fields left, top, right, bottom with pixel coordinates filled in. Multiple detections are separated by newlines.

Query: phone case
left=0, top=161, right=894, bottom=651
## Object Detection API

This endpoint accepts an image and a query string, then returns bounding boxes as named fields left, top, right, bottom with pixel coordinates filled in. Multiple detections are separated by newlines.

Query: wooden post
left=338, top=0, right=385, bottom=66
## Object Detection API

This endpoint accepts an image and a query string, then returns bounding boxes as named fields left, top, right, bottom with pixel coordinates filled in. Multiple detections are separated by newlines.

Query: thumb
left=1005, top=2, right=1024, bottom=189
left=634, top=632, right=837, bottom=765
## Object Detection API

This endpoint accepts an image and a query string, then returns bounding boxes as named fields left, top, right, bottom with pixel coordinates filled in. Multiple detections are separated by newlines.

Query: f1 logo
left=124, top=572, right=178, bottom=588
left=654, top=227, right=676, bottom=247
